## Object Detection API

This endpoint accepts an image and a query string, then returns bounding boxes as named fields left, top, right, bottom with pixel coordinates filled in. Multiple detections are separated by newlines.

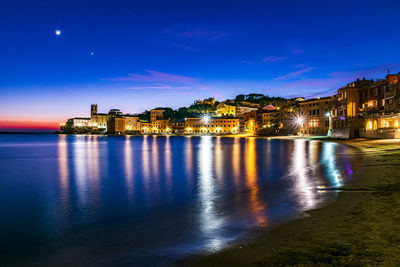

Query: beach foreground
left=187, top=138, right=400, bottom=266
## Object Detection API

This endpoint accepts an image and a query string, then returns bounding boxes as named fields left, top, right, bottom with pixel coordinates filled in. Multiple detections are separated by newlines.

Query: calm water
left=0, top=134, right=362, bottom=266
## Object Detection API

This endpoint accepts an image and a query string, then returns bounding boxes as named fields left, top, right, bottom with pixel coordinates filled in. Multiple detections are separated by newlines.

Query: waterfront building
left=362, top=73, right=400, bottom=139
left=363, top=113, right=400, bottom=139
left=66, top=117, right=91, bottom=128
left=151, top=119, right=171, bottom=133
left=108, top=117, right=126, bottom=135
left=140, top=122, right=151, bottom=133
left=384, top=73, right=400, bottom=114
left=331, top=78, right=374, bottom=138
left=124, top=115, right=141, bottom=132
left=261, top=110, right=279, bottom=127
left=184, top=117, right=240, bottom=134
left=216, top=103, right=236, bottom=117
left=90, top=104, right=108, bottom=131
left=150, top=109, right=164, bottom=122
left=170, top=120, right=185, bottom=134
left=244, top=118, right=258, bottom=134
left=297, top=96, right=334, bottom=135
left=359, top=79, right=386, bottom=114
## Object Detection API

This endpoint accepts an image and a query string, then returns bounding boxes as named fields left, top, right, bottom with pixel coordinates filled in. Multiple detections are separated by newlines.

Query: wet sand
left=187, top=138, right=400, bottom=266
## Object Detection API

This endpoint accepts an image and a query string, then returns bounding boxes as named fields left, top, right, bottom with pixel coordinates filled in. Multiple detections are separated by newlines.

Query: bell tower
left=91, top=104, right=98, bottom=118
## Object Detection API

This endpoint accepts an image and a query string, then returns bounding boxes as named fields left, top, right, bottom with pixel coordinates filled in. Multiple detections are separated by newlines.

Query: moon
left=55, top=29, right=61, bottom=36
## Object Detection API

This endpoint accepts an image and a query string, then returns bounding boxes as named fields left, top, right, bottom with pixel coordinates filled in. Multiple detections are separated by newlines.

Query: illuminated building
left=297, top=96, right=334, bottom=135
left=90, top=104, right=108, bottom=131
left=364, top=113, right=400, bottom=139
left=184, top=117, right=240, bottom=134
left=362, top=73, right=400, bottom=139
left=150, top=109, right=164, bottom=122
left=332, top=78, right=374, bottom=137
left=359, top=79, right=386, bottom=113
left=236, top=106, right=259, bottom=117
left=244, top=118, right=257, bottom=134
left=259, top=103, right=297, bottom=135
left=140, top=122, right=151, bottom=134
left=124, top=115, right=141, bottom=132
left=216, top=103, right=236, bottom=117
left=151, top=119, right=171, bottom=133
left=384, top=73, right=400, bottom=114
left=66, top=117, right=91, bottom=128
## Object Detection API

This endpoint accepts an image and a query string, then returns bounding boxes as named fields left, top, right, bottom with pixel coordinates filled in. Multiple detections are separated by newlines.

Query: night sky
left=1, top=0, right=400, bottom=130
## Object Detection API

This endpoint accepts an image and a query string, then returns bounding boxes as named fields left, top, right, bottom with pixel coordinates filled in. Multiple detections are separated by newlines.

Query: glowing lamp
left=296, top=117, right=304, bottom=125
left=202, top=115, right=210, bottom=124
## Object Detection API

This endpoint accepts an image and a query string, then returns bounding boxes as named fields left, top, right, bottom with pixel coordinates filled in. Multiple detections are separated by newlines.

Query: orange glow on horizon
left=0, top=120, right=60, bottom=130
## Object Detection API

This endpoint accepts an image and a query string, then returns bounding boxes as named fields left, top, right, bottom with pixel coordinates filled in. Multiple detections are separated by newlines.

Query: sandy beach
left=188, top=138, right=400, bottom=266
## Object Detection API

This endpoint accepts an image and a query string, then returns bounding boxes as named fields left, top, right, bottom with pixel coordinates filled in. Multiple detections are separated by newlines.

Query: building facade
left=216, top=103, right=236, bottom=117
left=150, top=109, right=164, bottom=122
left=298, top=96, right=334, bottom=135
left=184, top=117, right=239, bottom=134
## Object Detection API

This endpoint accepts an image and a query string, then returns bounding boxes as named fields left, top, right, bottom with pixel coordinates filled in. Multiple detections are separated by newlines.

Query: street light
left=295, top=116, right=304, bottom=127
left=202, top=114, right=210, bottom=123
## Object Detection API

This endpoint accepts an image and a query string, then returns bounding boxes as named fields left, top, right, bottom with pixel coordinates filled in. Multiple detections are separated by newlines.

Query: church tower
left=91, top=104, right=98, bottom=118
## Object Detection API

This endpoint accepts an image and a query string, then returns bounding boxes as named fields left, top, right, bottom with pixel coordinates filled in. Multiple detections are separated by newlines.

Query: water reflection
left=291, top=139, right=316, bottom=209
left=164, top=136, right=172, bottom=192
left=73, top=136, right=89, bottom=207
left=232, top=137, right=241, bottom=186
left=57, top=135, right=70, bottom=210
left=214, top=137, right=223, bottom=184
left=322, top=142, right=343, bottom=187
left=245, top=138, right=268, bottom=225
left=151, top=136, right=160, bottom=193
left=124, top=136, right=134, bottom=201
left=198, top=136, right=224, bottom=251
left=185, top=137, right=194, bottom=191
left=2, top=135, right=362, bottom=266
left=142, top=135, right=150, bottom=192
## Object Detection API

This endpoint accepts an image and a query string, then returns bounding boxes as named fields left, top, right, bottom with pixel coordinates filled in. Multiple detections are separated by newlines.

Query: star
left=55, top=29, right=61, bottom=36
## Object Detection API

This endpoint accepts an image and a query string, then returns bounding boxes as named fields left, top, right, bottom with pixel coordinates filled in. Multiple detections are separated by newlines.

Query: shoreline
left=186, top=138, right=400, bottom=266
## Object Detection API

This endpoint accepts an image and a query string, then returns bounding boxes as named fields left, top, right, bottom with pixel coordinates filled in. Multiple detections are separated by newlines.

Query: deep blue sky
left=1, top=0, right=400, bottom=128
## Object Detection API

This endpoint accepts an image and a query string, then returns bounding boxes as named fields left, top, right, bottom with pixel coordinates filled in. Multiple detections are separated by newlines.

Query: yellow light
left=366, top=121, right=373, bottom=130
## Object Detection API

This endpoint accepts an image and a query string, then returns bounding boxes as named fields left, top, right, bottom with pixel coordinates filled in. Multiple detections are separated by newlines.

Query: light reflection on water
left=0, top=135, right=363, bottom=265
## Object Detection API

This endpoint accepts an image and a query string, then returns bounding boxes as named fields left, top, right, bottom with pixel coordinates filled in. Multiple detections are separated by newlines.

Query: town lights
left=294, top=116, right=304, bottom=127
left=202, top=115, right=210, bottom=123
left=325, top=111, right=331, bottom=117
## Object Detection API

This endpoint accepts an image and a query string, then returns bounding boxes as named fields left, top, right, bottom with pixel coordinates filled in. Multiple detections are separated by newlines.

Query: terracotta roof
left=262, top=104, right=276, bottom=111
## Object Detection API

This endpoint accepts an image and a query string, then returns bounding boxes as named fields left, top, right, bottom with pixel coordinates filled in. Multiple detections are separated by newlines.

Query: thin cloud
left=240, top=60, right=253, bottom=65
left=128, top=84, right=192, bottom=90
left=263, top=56, right=287, bottom=62
left=106, top=70, right=196, bottom=83
left=294, top=63, right=306, bottom=68
left=176, top=27, right=228, bottom=41
left=274, top=67, right=315, bottom=80
left=292, top=48, right=304, bottom=54
left=170, top=42, right=202, bottom=52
